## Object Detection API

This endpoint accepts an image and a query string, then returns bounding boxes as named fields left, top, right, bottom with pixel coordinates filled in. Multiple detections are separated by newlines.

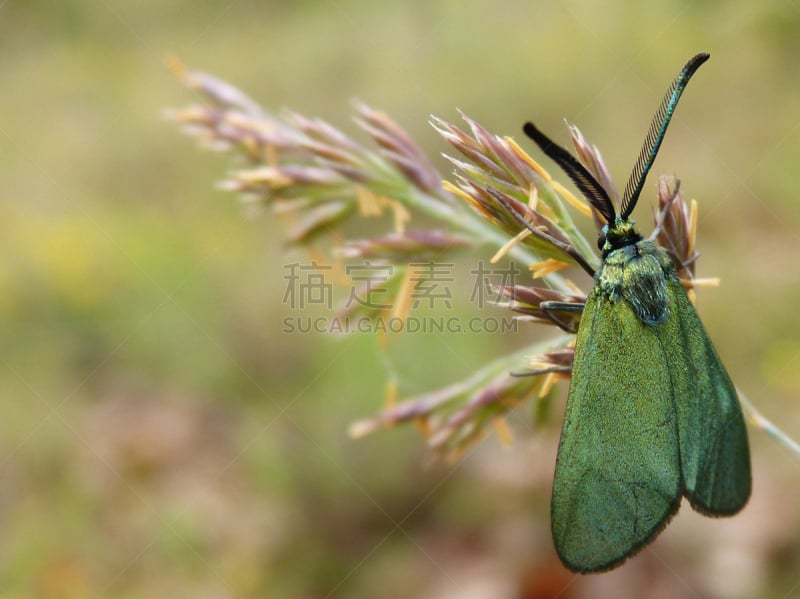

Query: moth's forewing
left=552, top=283, right=681, bottom=573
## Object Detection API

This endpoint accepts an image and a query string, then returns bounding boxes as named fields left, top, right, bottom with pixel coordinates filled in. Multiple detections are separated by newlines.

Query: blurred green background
left=2, top=1, right=800, bottom=597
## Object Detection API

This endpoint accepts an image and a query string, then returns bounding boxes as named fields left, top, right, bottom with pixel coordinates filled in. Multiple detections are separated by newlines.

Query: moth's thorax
left=596, top=235, right=675, bottom=327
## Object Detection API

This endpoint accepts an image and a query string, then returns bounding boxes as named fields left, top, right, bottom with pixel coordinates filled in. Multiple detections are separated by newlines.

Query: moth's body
left=518, top=53, right=750, bottom=573
left=552, top=221, right=750, bottom=572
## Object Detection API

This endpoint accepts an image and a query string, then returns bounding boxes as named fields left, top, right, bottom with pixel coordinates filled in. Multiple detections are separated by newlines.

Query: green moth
left=521, top=53, right=751, bottom=572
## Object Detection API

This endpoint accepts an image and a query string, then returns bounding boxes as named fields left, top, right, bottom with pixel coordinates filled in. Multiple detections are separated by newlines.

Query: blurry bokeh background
left=2, top=1, right=800, bottom=597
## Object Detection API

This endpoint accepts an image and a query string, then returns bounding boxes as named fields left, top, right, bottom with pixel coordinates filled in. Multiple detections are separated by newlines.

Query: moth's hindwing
left=663, top=277, right=751, bottom=514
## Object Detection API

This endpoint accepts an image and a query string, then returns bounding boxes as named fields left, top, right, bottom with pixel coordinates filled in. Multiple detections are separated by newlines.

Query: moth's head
left=599, top=217, right=642, bottom=255
left=522, top=54, right=709, bottom=272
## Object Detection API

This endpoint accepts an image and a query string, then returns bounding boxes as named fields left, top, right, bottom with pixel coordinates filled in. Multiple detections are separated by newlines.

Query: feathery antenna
left=523, top=122, right=616, bottom=225
left=620, top=52, right=710, bottom=218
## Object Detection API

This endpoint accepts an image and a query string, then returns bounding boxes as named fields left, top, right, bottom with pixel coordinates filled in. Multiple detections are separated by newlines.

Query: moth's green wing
left=663, top=278, right=751, bottom=514
left=552, top=289, right=682, bottom=573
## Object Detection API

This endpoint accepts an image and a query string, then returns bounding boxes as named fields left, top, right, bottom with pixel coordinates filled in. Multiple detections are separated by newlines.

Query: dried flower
left=167, top=59, right=766, bottom=460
